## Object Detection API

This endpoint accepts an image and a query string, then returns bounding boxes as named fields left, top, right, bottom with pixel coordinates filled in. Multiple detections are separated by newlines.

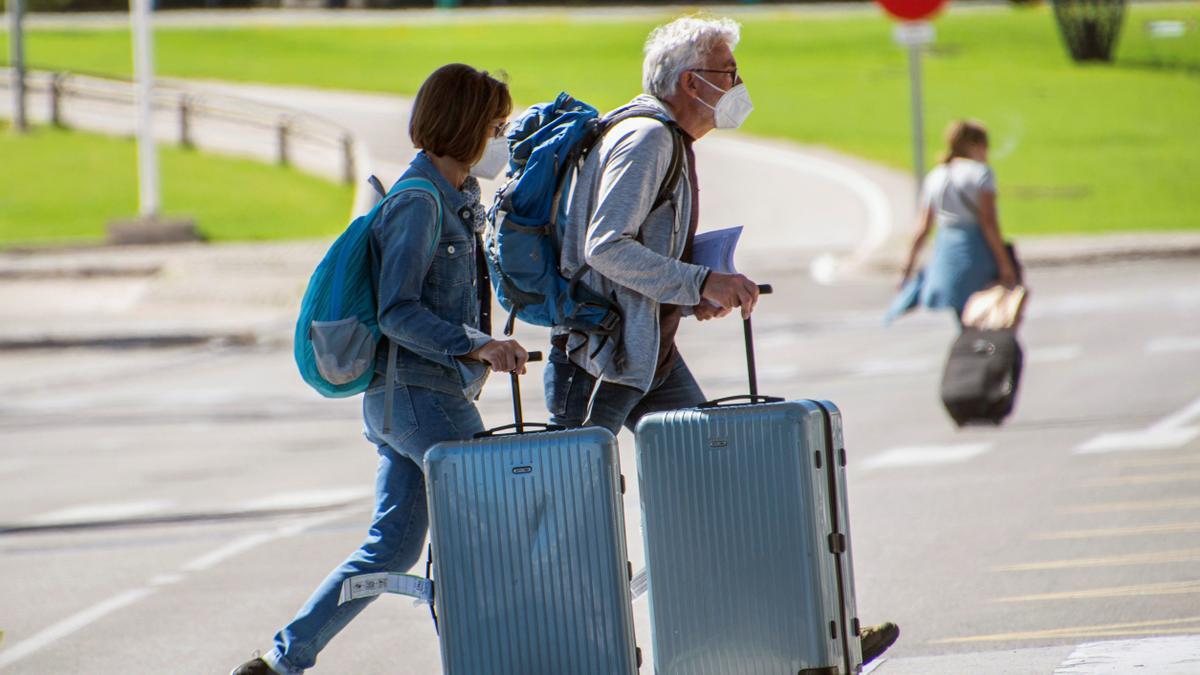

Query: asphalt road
left=1, top=255, right=1197, bottom=673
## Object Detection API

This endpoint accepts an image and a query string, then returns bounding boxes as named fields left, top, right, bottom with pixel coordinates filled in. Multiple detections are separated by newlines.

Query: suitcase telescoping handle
left=698, top=284, right=785, bottom=408
left=473, top=351, right=566, bottom=438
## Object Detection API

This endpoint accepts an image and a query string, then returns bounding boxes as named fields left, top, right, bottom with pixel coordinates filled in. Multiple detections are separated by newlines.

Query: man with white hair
left=544, top=15, right=900, bottom=665
left=545, top=15, right=759, bottom=433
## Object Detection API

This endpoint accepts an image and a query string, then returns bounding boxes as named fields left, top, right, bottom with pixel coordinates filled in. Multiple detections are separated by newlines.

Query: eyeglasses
left=690, top=68, right=741, bottom=83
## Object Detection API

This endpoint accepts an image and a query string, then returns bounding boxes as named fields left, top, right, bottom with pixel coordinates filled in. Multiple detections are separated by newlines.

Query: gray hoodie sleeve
left=583, top=120, right=708, bottom=306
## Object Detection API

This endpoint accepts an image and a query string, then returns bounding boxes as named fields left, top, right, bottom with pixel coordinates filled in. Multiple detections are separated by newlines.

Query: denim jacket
left=370, top=152, right=493, bottom=399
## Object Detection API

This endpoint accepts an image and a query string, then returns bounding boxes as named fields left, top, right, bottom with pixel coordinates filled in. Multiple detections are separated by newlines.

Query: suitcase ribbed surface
left=425, top=427, right=637, bottom=675
left=636, top=400, right=858, bottom=675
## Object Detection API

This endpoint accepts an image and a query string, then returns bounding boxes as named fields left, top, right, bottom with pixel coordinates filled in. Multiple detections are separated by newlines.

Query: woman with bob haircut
left=232, top=63, right=528, bottom=675
left=886, top=119, right=1018, bottom=324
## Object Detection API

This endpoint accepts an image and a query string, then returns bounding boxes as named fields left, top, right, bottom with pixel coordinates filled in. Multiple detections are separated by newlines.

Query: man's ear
left=678, top=70, right=696, bottom=97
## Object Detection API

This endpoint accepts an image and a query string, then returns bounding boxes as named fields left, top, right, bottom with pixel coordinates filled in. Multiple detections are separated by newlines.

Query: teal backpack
left=294, top=176, right=443, bottom=430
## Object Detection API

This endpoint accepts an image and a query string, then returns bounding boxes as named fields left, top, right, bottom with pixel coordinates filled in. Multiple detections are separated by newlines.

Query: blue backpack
left=294, top=176, right=443, bottom=428
left=485, top=93, right=684, bottom=336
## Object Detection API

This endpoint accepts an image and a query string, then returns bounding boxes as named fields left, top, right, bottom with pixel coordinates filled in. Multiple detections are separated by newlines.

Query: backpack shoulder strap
left=656, top=124, right=686, bottom=211
left=385, top=177, right=444, bottom=255
left=598, top=107, right=686, bottom=212
left=374, top=176, right=443, bottom=435
left=389, top=177, right=443, bottom=224
left=368, top=174, right=387, bottom=199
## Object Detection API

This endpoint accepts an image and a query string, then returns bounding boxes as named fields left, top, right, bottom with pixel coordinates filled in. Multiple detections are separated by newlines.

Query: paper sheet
left=691, top=226, right=742, bottom=274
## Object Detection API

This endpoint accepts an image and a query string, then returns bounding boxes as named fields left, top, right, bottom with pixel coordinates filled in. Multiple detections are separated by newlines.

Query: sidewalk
left=2, top=229, right=1197, bottom=350
left=0, top=241, right=318, bottom=349
left=867, top=231, right=1200, bottom=273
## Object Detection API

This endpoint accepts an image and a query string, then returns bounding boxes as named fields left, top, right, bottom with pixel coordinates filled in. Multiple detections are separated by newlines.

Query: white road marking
left=30, top=499, right=175, bottom=525
left=861, top=443, right=992, bottom=471
left=0, top=509, right=356, bottom=670
left=1157, top=397, right=1200, bottom=431
left=150, top=574, right=185, bottom=586
left=1147, top=336, right=1200, bottom=354
left=1027, top=345, right=1082, bottom=364
left=1075, top=396, right=1200, bottom=454
left=240, top=486, right=373, bottom=512
left=179, top=533, right=281, bottom=573
left=1076, top=428, right=1200, bottom=454
left=1054, top=635, right=1200, bottom=674
left=703, top=136, right=893, bottom=282
left=0, top=588, right=156, bottom=670
left=180, top=510, right=348, bottom=573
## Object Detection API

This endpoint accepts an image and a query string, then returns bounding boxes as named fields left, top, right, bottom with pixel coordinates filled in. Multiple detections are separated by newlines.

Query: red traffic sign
left=876, top=0, right=947, bottom=21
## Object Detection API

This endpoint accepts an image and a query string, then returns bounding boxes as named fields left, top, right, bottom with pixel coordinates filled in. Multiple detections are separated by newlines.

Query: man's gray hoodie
left=558, top=95, right=709, bottom=392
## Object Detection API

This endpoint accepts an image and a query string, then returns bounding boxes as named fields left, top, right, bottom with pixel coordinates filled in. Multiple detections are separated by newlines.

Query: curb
left=867, top=233, right=1200, bottom=274
left=2, top=235, right=1196, bottom=351
left=0, top=331, right=258, bottom=351
left=0, top=500, right=366, bottom=536
left=1018, top=242, right=1200, bottom=268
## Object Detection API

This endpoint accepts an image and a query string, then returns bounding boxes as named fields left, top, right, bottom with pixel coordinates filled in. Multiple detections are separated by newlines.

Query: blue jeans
left=264, top=382, right=484, bottom=675
left=544, top=344, right=706, bottom=434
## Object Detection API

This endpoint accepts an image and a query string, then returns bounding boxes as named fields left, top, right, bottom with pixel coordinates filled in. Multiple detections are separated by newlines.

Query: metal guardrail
left=1, top=67, right=360, bottom=186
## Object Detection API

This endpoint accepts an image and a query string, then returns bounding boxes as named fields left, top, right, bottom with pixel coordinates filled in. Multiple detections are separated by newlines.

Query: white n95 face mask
left=470, top=136, right=509, bottom=180
left=694, top=74, right=754, bottom=130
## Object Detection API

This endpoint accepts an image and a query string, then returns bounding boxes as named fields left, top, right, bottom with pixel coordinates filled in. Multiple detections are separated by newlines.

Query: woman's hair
left=642, top=16, right=741, bottom=98
left=941, top=120, right=989, bottom=164
left=409, top=64, right=513, bottom=165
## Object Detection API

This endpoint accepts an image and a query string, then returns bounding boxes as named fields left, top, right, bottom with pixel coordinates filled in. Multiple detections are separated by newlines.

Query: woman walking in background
left=231, top=63, right=527, bottom=675
left=886, top=120, right=1017, bottom=324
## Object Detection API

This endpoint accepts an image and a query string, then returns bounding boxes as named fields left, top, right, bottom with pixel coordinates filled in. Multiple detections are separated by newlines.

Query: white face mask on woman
left=693, top=73, right=754, bottom=130
left=470, top=136, right=509, bottom=180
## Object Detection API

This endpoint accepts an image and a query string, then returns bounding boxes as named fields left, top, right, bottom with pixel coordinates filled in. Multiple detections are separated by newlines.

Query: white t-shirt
left=921, top=158, right=996, bottom=226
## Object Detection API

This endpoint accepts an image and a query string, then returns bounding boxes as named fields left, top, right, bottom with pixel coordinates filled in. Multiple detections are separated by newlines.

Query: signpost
left=108, top=0, right=197, bottom=244
left=130, top=0, right=160, bottom=219
left=876, top=0, right=947, bottom=199
left=6, top=0, right=27, bottom=132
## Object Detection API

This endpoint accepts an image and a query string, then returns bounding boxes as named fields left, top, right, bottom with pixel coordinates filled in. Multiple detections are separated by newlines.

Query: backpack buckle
left=597, top=308, right=620, bottom=333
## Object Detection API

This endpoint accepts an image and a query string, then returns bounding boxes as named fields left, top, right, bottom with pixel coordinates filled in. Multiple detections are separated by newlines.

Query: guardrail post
left=49, top=73, right=65, bottom=128
left=179, top=94, right=193, bottom=148
left=277, top=115, right=291, bottom=167
left=341, top=133, right=355, bottom=185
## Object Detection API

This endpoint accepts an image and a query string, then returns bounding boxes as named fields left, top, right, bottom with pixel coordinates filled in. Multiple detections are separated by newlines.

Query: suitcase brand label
left=708, top=438, right=728, bottom=448
left=512, top=465, right=533, bottom=474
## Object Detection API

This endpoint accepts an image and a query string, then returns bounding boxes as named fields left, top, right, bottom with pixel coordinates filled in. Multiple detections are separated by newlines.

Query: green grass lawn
left=0, top=121, right=352, bottom=246
left=3, top=3, right=1198, bottom=237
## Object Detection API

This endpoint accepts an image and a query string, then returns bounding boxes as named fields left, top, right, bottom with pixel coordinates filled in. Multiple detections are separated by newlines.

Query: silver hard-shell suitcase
left=635, top=287, right=862, bottom=675
left=424, top=353, right=640, bottom=675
